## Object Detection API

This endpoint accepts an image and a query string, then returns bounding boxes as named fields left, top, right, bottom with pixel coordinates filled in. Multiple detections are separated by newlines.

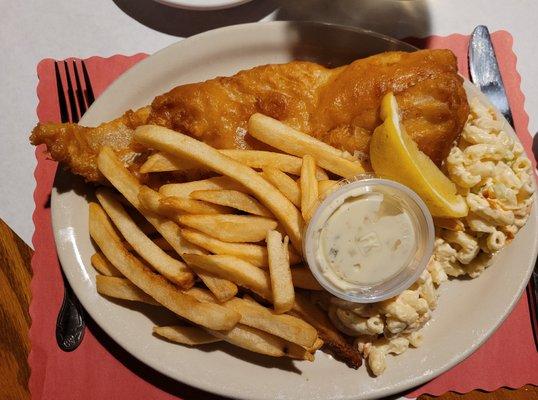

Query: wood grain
left=0, top=218, right=32, bottom=400
left=0, top=217, right=534, bottom=399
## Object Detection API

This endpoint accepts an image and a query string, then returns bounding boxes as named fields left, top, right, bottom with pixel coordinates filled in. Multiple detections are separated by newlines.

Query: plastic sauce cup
left=303, top=177, right=434, bottom=303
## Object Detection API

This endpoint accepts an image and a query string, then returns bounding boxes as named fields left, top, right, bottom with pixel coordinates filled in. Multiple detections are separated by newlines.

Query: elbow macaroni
left=331, top=97, right=534, bottom=376
left=442, top=231, right=479, bottom=264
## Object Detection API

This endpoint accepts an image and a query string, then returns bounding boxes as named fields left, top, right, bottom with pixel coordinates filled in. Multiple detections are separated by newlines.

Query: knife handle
left=528, top=268, right=538, bottom=351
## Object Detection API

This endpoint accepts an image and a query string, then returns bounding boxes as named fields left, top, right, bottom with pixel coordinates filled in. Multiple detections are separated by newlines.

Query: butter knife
left=469, top=25, right=538, bottom=350
left=469, top=26, right=514, bottom=126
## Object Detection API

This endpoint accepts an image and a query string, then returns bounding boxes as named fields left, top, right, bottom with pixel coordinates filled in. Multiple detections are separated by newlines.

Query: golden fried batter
left=31, top=107, right=150, bottom=181
left=31, top=49, right=469, bottom=182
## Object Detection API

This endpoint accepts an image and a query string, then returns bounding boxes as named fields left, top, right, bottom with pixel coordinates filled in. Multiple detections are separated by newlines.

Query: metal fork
left=54, top=59, right=95, bottom=351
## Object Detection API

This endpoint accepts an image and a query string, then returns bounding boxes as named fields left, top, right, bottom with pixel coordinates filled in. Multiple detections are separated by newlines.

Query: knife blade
left=469, top=25, right=538, bottom=350
left=469, top=25, right=514, bottom=127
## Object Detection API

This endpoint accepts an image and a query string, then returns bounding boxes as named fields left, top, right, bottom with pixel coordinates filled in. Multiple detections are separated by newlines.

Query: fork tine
left=72, top=60, right=88, bottom=116
left=54, top=62, right=70, bottom=123
left=63, top=60, right=80, bottom=123
left=81, top=60, right=95, bottom=106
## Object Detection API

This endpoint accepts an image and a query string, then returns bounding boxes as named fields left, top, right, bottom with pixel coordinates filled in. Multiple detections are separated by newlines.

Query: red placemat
left=30, top=32, right=537, bottom=400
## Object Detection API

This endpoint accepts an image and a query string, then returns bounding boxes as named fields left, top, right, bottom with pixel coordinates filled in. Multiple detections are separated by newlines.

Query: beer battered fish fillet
left=31, top=49, right=469, bottom=183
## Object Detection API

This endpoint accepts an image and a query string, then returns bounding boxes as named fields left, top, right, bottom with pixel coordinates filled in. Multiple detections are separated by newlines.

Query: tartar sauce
left=304, top=178, right=434, bottom=303
left=315, top=190, right=417, bottom=289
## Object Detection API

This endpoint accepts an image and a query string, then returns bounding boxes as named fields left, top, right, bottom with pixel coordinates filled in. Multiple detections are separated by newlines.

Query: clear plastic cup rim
left=303, top=177, right=435, bottom=303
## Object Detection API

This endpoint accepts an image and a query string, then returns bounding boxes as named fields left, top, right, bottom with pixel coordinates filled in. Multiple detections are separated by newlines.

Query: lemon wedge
left=370, top=92, right=468, bottom=218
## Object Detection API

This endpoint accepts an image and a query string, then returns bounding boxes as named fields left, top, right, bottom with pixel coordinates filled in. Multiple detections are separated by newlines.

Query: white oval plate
left=51, top=21, right=538, bottom=400
left=153, top=0, right=253, bottom=11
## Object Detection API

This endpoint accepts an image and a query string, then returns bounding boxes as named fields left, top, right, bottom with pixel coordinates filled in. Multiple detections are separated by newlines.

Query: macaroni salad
left=319, top=97, right=535, bottom=376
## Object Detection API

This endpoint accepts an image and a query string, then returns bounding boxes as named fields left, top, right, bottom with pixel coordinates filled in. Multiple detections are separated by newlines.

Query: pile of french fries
left=89, top=113, right=364, bottom=366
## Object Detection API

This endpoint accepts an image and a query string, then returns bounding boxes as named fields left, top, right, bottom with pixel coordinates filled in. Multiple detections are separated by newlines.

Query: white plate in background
left=154, top=0, right=253, bottom=11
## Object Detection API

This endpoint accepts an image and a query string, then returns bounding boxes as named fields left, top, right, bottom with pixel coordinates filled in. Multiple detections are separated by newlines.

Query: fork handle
left=56, top=281, right=85, bottom=351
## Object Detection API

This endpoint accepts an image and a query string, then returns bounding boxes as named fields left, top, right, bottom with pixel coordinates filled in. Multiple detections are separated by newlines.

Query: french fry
left=180, top=228, right=301, bottom=268
left=286, top=343, right=315, bottom=361
left=96, top=275, right=159, bottom=305
left=140, top=185, right=230, bottom=217
left=300, top=155, right=319, bottom=222
left=183, top=286, right=218, bottom=302
left=222, top=150, right=328, bottom=180
left=91, top=251, right=122, bottom=277
left=125, top=185, right=204, bottom=254
left=292, top=292, right=362, bottom=369
left=181, top=228, right=268, bottom=267
left=95, top=272, right=234, bottom=312
left=206, top=324, right=313, bottom=360
left=182, top=254, right=272, bottom=300
left=225, top=298, right=317, bottom=347
left=161, top=195, right=233, bottom=215
left=96, top=188, right=194, bottom=288
left=97, top=148, right=200, bottom=260
left=141, top=150, right=328, bottom=180
left=248, top=113, right=365, bottom=178
left=184, top=282, right=237, bottom=303
left=89, top=202, right=240, bottom=331
left=153, top=325, right=221, bottom=346
left=196, top=270, right=238, bottom=302
left=184, top=288, right=317, bottom=347
left=97, top=147, right=141, bottom=204
left=261, top=167, right=301, bottom=208
left=291, top=267, right=324, bottom=290
left=160, top=176, right=246, bottom=198
left=137, top=185, right=168, bottom=213
left=134, top=126, right=304, bottom=252
left=318, top=179, right=339, bottom=199
left=266, top=230, right=294, bottom=313
left=190, top=189, right=272, bottom=217
left=123, top=237, right=174, bottom=253
left=307, top=337, right=324, bottom=352
left=141, top=152, right=200, bottom=173
left=177, top=214, right=277, bottom=243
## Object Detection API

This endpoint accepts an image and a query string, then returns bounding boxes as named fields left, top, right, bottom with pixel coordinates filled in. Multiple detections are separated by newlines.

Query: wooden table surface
left=0, top=217, right=535, bottom=400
